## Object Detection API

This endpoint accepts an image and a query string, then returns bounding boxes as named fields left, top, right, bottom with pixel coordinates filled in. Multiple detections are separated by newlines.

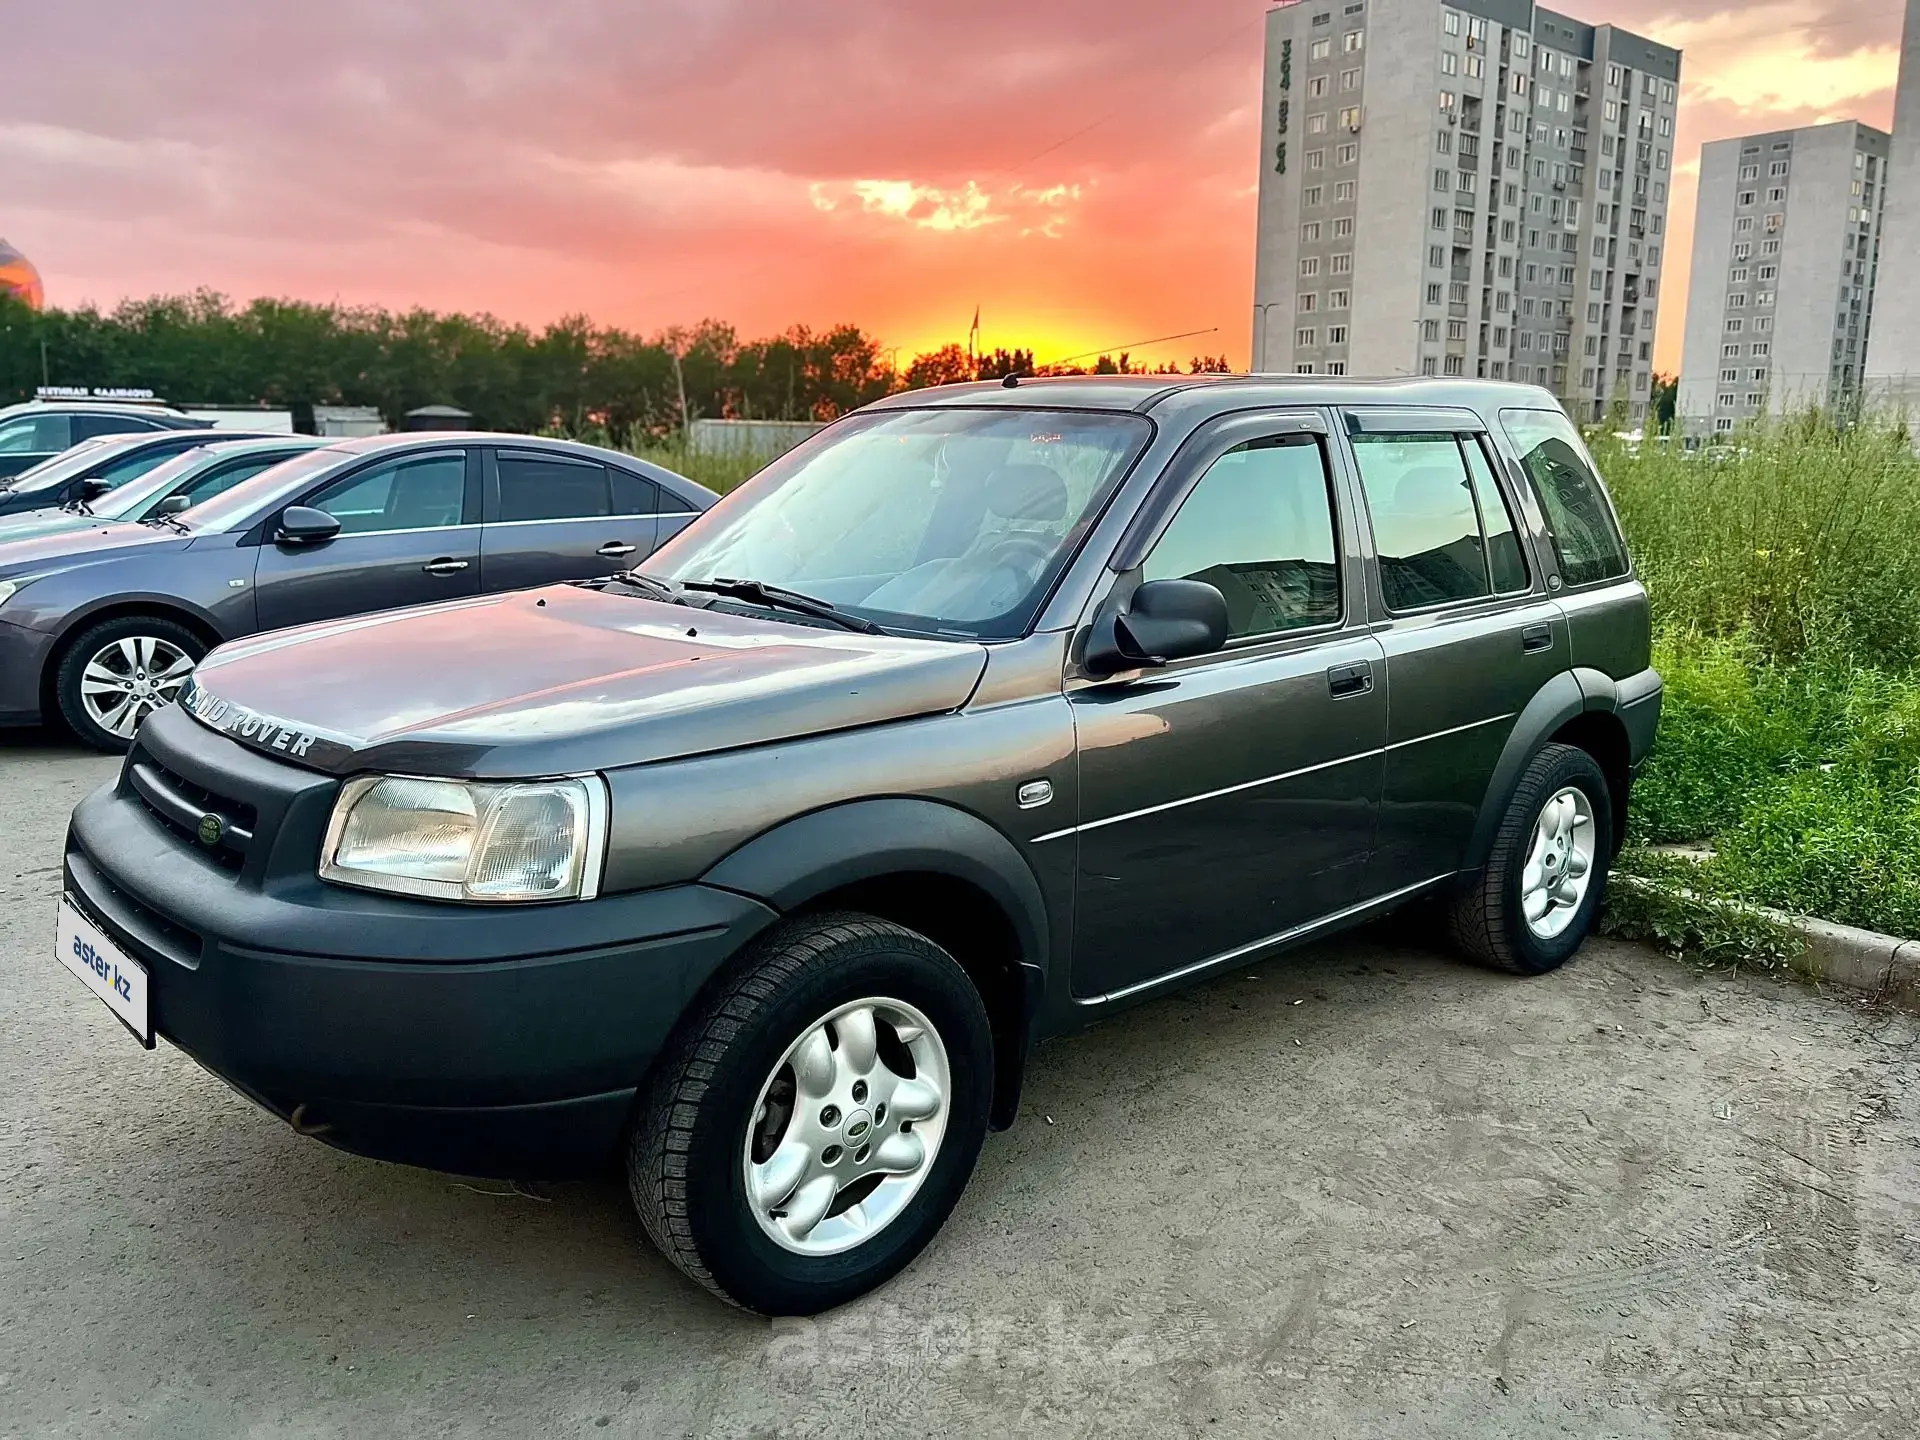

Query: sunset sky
left=0, top=1, right=1907, bottom=374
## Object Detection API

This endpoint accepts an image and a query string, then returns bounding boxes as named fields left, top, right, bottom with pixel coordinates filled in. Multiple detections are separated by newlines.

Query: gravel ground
left=4, top=732, right=1920, bottom=1439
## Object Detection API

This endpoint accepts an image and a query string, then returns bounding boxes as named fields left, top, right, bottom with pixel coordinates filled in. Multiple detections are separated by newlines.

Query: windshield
left=0, top=436, right=125, bottom=494
left=91, top=446, right=214, bottom=517
left=646, top=407, right=1150, bottom=638
left=176, top=446, right=354, bottom=529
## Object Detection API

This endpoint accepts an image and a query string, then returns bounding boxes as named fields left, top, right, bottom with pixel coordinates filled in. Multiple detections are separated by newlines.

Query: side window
left=1142, top=435, right=1341, bottom=640
left=1461, top=436, right=1530, bottom=593
left=180, top=456, right=285, bottom=505
left=611, top=468, right=664, bottom=516
left=0, top=414, right=68, bottom=453
left=72, top=414, right=155, bottom=442
left=95, top=448, right=176, bottom=488
left=496, top=454, right=613, bottom=522
left=306, top=454, right=467, bottom=535
left=1351, top=433, right=1492, bottom=610
left=1499, top=408, right=1629, bottom=586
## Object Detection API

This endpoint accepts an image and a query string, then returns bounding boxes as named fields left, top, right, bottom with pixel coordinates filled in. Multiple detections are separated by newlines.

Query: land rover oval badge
left=197, top=813, right=226, bottom=848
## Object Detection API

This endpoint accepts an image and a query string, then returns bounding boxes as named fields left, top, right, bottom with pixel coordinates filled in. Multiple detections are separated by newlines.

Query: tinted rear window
left=1500, top=408, right=1629, bottom=587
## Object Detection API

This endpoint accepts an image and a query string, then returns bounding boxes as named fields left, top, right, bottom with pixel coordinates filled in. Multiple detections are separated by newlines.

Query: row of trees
left=0, top=292, right=1231, bottom=444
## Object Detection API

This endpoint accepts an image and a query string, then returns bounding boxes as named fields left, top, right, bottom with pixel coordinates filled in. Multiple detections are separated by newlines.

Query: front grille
left=128, top=757, right=257, bottom=875
left=68, top=857, right=203, bottom=969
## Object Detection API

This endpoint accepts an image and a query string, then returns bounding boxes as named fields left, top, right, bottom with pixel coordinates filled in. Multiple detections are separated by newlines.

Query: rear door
left=479, top=449, right=659, bottom=592
left=252, top=448, right=481, bottom=632
left=1340, top=407, right=1569, bottom=893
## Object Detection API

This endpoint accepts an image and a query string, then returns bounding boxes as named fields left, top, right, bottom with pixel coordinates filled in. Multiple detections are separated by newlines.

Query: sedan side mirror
left=276, top=505, right=342, bottom=545
left=1085, top=578, right=1229, bottom=676
left=156, top=493, right=193, bottom=517
left=80, top=478, right=112, bottom=501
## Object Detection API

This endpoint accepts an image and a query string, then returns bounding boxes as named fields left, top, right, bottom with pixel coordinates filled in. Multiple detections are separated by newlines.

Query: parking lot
left=3, top=734, right=1919, bottom=1438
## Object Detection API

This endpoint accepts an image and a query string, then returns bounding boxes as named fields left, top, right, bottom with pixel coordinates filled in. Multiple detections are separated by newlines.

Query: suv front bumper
left=64, top=728, right=776, bottom=1180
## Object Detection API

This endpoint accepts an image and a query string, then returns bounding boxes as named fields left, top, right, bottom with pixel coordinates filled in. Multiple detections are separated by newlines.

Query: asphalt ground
left=4, top=729, right=1919, bottom=1438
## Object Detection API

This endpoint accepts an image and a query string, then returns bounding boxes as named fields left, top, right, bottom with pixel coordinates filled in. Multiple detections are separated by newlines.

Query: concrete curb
left=1613, top=872, right=1920, bottom=1009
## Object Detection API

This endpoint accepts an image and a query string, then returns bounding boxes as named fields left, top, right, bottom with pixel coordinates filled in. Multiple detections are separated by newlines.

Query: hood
left=186, top=584, right=990, bottom=777
left=0, top=506, right=102, bottom=545
left=0, top=518, right=188, bottom=576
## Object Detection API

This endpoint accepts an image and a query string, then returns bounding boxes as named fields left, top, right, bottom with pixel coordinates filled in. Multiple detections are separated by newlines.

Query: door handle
left=1327, top=660, right=1373, bottom=698
left=597, top=541, right=639, bottom=559
left=1520, top=622, right=1553, bottom=654
left=422, top=558, right=470, bottom=576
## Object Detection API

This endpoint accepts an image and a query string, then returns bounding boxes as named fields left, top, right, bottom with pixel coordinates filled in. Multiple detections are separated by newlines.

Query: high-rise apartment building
left=1678, top=122, right=1890, bottom=430
left=1865, top=0, right=1920, bottom=412
left=1252, top=0, right=1682, bottom=423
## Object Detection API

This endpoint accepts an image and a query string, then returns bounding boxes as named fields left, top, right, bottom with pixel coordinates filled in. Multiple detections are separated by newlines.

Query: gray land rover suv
left=60, top=376, right=1660, bottom=1314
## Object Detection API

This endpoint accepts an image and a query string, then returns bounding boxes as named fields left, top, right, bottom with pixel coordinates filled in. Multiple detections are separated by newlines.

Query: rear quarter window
left=1499, top=408, right=1630, bottom=587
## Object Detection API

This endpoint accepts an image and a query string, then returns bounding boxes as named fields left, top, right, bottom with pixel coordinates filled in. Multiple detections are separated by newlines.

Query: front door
left=252, top=448, right=481, bottom=632
left=1341, top=411, right=1570, bottom=893
left=1068, top=415, right=1386, bottom=1001
left=479, top=448, right=660, bottom=591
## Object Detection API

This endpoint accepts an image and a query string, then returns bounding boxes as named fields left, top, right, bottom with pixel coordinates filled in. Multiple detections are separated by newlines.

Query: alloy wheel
left=1521, top=785, right=1596, bottom=939
left=79, top=636, right=195, bottom=739
left=742, top=996, right=950, bottom=1257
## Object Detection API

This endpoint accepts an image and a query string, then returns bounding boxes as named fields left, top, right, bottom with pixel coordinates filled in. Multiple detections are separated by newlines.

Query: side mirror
left=276, top=505, right=341, bottom=545
left=80, top=478, right=112, bottom=501
left=1085, top=578, right=1229, bottom=676
left=156, top=493, right=193, bottom=517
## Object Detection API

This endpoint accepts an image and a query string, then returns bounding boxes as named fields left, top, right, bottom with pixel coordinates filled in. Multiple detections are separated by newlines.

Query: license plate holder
left=56, top=895, right=153, bottom=1049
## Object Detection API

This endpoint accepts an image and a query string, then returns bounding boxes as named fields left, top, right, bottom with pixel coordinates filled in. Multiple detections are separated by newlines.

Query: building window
left=1737, top=190, right=1756, bottom=207
left=1721, top=343, right=1741, bottom=359
left=1447, top=319, right=1468, bottom=341
left=1440, top=90, right=1456, bottom=112
left=1343, top=30, right=1363, bottom=52
left=1432, top=206, right=1448, bottom=230
left=1443, top=355, right=1465, bottom=376
left=1730, top=266, right=1749, bottom=283
left=1442, top=51, right=1458, bottom=75
left=1331, top=253, right=1353, bottom=274
left=1308, top=113, right=1330, bottom=134
left=1766, top=186, right=1785, bottom=203
left=1513, top=34, right=1530, bottom=59
left=1437, top=131, right=1454, bottom=155
left=1764, top=213, right=1783, bottom=232
left=1301, top=222, right=1322, bottom=243
left=1720, top=369, right=1738, bottom=384
left=1421, top=357, right=1439, bottom=376
left=1337, top=143, right=1358, bottom=164
left=1328, top=325, right=1348, bottom=344
left=1299, top=293, right=1318, bottom=312
left=1307, top=149, right=1326, bottom=170
left=1297, top=363, right=1317, bottom=375
left=1428, top=244, right=1445, bottom=268
left=1436, top=168, right=1451, bottom=192
left=1751, top=342, right=1770, bottom=357
left=1309, top=75, right=1329, bottom=97
left=1423, top=319, right=1441, bottom=342
left=1301, top=256, right=1321, bottom=277
left=1726, top=317, right=1743, bottom=333
left=1769, top=159, right=1789, bottom=177
left=1341, top=67, right=1361, bottom=90
left=1297, top=328, right=1318, bottom=348
left=1733, top=242, right=1751, bottom=261
left=1444, top=8, right=1461, bottom=35
left=1718, top=393, right=1736, bottom=409
left=1326, top=361, right=1348, bottom=375
left=1465, top=54, right=1484, bottom=78
left=1311, top=37, right=1331, bottom=59
left=1726, top=293, right=1746, bottom=308
left=1329, top=289, right=1350, bottom=308
left=1333, top=217, right=1353, bottom=237
left=1335, top=180, right=1355, bottom=200
left=1739, top=164, right=1758, bottom=181
left=1304, top=186, right=1324, bottom=206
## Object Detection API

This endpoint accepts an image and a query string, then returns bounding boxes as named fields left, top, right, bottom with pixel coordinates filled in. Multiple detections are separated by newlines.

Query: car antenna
left=1001, top=373, right=1020, bottom=388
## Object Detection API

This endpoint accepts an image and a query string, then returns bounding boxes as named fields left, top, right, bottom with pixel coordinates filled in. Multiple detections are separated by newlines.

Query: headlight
left=319, top=774, right=608, bottom=903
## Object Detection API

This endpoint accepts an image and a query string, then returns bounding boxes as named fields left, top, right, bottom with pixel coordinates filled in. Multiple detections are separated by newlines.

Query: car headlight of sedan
left=319, top=774, right=608, bottom=903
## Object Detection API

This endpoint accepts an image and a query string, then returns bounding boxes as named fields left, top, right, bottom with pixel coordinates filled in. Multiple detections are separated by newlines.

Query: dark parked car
left=59, top=377, right=1659, bottom=1314
left=0, top=435, right=328, bottom=544
left=0, top=400, right=209, bottom=480
left=1, top=432, right=716, bottom=748
left=0, top=427, right=286, bottom=517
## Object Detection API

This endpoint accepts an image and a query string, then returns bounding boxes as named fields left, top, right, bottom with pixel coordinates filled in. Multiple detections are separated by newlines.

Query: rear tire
left=54, top=615, right=207, bottom=754
left=1449, top=743, right=1613, bottom=976
left=628, top=913, right=994, bottom=1314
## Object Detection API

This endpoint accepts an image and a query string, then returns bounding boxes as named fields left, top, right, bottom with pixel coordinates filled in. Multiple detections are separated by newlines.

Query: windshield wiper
left=141, top=512, right=191, bottom=533
left=62, top=497, right=94, bottom=516
left=680, top=577, right=886, bottom=635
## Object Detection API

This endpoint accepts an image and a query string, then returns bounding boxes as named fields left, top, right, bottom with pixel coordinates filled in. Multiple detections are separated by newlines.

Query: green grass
left=627, top=442, right=765, bottom=497
left=1589, top=416, right=1920, bottom=941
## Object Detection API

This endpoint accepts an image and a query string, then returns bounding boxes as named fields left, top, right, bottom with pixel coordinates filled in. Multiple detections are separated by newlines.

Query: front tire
left=1449, top=743, right=1613, bottom=975
left=629, top=913, right=994, bottom=1314
left=54, top=615, right=206, bottom=753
